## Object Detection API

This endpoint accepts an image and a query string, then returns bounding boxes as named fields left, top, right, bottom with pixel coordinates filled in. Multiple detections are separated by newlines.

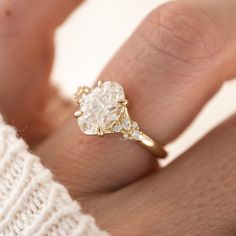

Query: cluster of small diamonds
left=112, top=116, right=141, bottom=140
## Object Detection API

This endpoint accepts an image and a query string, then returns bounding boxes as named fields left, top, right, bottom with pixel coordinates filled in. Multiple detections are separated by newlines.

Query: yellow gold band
left=138, top=132, right=167, bottom=159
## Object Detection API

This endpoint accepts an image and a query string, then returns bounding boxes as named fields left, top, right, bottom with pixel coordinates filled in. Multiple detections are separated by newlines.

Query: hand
left=0, top=0, right=79, bottom=145
left=1, top=0, right=236, bottom=235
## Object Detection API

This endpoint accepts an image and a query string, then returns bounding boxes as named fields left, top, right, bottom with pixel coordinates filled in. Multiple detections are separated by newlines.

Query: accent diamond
left=113, top=124, right=122, bottom=133
left=131, top=130, right=140, bottom=140
left=122, top=118, right=131, bottom=130
left=132, top=121, right=138, bottom=128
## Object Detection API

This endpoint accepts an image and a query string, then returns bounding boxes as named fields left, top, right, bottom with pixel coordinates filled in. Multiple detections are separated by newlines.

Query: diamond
left=132, top=121, right=138, bottom=129
left=131, top=130, right=140, bottom=140
left=113, top=124, right=122, bottom=133
left=122, top=118, right=131, bottom=130
left=77, top=81, right=125, bottom=135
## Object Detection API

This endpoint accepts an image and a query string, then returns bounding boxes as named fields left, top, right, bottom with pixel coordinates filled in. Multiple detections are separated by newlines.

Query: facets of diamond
left=122, top=118, right=131, bottom=130
left=113, top=124, right=122, bottom=133
left=131, top=130, right=140, bottom=140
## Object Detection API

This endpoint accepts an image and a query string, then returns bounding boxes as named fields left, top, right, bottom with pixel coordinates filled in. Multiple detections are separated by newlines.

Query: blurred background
left=52, top=0, right=236, bottom=164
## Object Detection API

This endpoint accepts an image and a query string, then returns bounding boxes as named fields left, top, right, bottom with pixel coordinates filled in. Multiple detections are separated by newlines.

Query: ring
left=74, top=81, right=167, bottom=159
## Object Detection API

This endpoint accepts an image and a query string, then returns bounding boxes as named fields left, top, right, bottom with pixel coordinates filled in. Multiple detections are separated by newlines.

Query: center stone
left=78, top=81, right=125, bottom=135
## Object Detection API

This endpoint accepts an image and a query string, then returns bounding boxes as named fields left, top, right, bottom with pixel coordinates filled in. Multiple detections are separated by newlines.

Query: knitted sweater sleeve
left=0, top=115, right=109, bottom=236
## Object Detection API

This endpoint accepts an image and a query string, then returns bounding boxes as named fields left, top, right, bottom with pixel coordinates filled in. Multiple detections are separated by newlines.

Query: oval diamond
left=78, top=81, right=125, bottom=135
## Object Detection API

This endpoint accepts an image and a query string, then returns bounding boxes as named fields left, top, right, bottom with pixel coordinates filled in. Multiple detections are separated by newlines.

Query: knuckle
left=140, top=1, right=224, bottom=78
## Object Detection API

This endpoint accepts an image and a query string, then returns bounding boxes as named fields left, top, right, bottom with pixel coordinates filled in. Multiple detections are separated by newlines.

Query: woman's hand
left=1, top=0, right=236, bottom=235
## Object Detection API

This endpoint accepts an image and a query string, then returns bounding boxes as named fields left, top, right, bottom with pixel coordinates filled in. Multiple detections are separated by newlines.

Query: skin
left=1, top=0, right=236, bottom=235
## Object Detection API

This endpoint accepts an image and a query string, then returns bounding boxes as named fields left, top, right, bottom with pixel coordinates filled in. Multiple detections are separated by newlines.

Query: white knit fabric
left=0, top=115, right=109, bottom=236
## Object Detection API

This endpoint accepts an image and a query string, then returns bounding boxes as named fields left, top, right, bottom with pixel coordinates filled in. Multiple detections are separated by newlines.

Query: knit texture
left=0, top=115, right=109, bottom=236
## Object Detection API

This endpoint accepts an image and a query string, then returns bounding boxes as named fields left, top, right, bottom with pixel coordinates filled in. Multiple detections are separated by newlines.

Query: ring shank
left=139, top=132, right=167, bottom=159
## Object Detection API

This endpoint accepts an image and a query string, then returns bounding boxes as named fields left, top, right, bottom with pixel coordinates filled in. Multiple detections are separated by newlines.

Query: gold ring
left=74, top=81, right=167, bottom=159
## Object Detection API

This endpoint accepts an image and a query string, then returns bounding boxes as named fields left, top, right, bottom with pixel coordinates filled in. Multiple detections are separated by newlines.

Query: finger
left=98, top=113, right=236, bottom=235
left=36, top=0, right=236, bottom=196
left=1, top=0, right=84, bottom=30
left=0, top=1, right=84, bottom=145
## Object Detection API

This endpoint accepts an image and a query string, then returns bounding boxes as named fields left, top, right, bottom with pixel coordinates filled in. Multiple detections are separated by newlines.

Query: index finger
left=1, top=0, right=84, bottom=30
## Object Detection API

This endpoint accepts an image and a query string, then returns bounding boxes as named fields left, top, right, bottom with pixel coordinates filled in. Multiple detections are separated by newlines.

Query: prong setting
left=75, top=86, right=91, bottom=103
left=97, top=127, right=104, bottom=136
left=74, top=110, right=83, bottom=118
left=97, top=80, right=104, bottom=87
left=118, top=99, right=128, bottom=106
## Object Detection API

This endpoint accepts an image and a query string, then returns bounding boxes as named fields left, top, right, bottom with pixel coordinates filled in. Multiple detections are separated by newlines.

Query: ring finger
left=36, top=0, right=236, bottom=196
